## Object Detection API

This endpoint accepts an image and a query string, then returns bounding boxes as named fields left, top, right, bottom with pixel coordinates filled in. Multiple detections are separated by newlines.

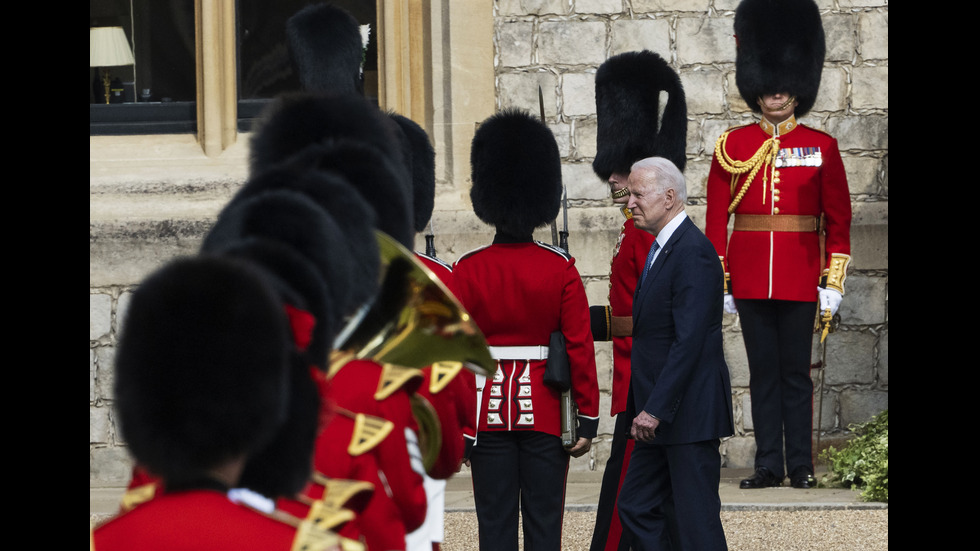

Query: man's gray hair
left=630, top=157, right=687, bottom=204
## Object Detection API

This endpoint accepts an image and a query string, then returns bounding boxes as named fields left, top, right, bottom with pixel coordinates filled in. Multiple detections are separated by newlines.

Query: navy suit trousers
left=617, top=439, right=727, bottom=551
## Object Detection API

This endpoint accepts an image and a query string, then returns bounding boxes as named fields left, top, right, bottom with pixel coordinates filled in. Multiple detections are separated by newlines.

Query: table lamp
left=90, top=27, right=135, bottom=104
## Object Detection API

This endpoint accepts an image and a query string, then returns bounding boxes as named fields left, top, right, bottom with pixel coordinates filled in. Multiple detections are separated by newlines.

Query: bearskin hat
left=213, top=235, right=336, bottom=367
left=114, top=255, right=291, bottom=487
left=295, top=138, right=415, bottom=249
left=469, top=109, right=562, bottom=237
left=248, top=92, right=408, bottom=186
left=236, top=349, right=322, bottom=499
left=202, top=189, right=365, bottom=323
left=593, top=50, right=687, bottom=180
left=196, top=239, right=324, bottom=499
left=228, top=161, right=381, bottom=317
left=388, top=112, right=436, bottom=233
left=286, top=2, right=365, bottom=96
left=734, top=0, right=825, bottom=117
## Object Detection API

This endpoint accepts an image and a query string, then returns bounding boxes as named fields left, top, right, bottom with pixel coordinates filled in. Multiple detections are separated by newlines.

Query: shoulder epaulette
left=375, top=362, right=424, bottom=400
left=534, top=241, right=572, bottom=261
left=263, top=509, right=366, bottom=551
left=454, top=245, right=491, bottom=265
left=417, top=252, right=453, bottom=272
left=349, top=412, right=395, bottom=456
left=428, top=360, right=464, bottom=394
left=309, top=473, right=375, bottom=511
left=292, top=519, right=366, bottom=551
left=119, top=482, right=158, bottom=512
left=304, top=500, right=356, bottom=532
left=238, top=502, right=362, bottom=551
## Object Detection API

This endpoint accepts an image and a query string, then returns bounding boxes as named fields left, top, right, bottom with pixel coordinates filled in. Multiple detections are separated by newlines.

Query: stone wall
left=90, top=0, right=887, bottom=486
left=483, top=0, right=888, bottom=472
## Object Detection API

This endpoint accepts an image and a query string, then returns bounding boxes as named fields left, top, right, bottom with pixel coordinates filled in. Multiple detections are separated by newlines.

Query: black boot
left=739, top=466, right=783, bottom=489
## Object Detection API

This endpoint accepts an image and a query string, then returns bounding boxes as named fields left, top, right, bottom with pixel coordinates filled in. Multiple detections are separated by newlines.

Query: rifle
left=559, top=186, right=569, bottom=252
left=540, top=85, right=561, bottom=247
left=425, top=220, right=436, bottom=257
left=539, top=85, right=577, bottom=448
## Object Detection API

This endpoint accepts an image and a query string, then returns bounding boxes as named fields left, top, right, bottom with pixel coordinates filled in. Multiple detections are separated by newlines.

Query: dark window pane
left=237, top=1, right=378, bottom=101
left=131, top=0, right=197, bottom=103
left=91, top=0, right=196, bottom=134
left=90, top=0, right=196, bottom=104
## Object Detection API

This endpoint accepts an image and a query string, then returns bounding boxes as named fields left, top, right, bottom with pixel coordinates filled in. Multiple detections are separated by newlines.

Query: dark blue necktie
left=640, top=241, right=660, bottom=287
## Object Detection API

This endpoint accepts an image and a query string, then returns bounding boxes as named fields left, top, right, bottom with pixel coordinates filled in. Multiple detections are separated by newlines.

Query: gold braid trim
left=348, top=412, right=395, bottom=456
left=719, top=256, right=730, bottom=294
left=713, top=130, right=780, bottom=213
left=307, top=475, right=374, bottom=511
left=305, top=500, right=355, bottom=532
left=290, top=520, right=348, bottom=551
left=824, top=253, right=850, bottom=295
left=120, top=482, right=158, bottom=512
left=429, top=360, right=464, bottom=394
left=375, top=362, right=424, bottom=400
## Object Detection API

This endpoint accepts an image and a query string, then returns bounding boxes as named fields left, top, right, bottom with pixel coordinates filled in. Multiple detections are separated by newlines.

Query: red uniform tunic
left=325, top=357, right=428, bottom=533
left=452, top=241, right=599, bottom=437
left=706, top=119, right=851, bottom=300
left=288, top=405, right=407, bottom=551
left=91, top=489, right=340, bottom=551
left=413, top=252, right=478, bottom=476
left=608, top=217, right=655, bottom=416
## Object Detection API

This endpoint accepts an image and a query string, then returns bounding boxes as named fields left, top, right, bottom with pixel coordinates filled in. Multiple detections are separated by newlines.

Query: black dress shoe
left=790, top=468, right=817, bottom=489
left=739, top=467, right=783, bottom=489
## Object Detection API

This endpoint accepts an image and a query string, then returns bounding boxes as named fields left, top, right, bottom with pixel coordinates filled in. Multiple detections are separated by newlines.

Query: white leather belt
left=488, top=345, right=549, bottom=360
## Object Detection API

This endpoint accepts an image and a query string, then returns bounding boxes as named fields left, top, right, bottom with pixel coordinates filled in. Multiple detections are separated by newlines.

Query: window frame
left=89, top=0, right=432, bottom=157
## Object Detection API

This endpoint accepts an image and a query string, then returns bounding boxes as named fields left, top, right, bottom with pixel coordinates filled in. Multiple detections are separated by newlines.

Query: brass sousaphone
left=332, top=231, right=496, bottom=472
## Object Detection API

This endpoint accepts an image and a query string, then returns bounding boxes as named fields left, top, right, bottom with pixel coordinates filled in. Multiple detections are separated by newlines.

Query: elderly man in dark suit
left=616, top=157, right=734, bottom=551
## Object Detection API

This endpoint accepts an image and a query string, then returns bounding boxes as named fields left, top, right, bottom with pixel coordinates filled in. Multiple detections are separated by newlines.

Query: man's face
left=757, top=93, right=798, bottom=123
left=627, top=174, right=670, bottom=235
left=608, top=172, right=630, bottom=205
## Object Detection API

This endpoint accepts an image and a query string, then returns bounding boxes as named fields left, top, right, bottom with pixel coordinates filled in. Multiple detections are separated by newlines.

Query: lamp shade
left=90, top=26, right=135, bottom=67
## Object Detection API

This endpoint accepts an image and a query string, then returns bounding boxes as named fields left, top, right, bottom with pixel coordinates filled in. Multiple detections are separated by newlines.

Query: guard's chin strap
left=758, top=95, right=797, bottom=114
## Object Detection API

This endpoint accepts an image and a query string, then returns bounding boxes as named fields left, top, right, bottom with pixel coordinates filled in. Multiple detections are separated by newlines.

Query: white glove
left=818, top=287, right=843, bottom=316
left=723, top=294, right=737, bottom=314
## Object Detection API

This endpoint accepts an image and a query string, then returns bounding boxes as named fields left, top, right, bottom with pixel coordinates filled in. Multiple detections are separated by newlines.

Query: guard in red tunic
left=119, top=196, right=350, bottom=516
left=287, top=396, right=410, bottom=551
left=453, top=109, right=600, bottom=551
left=587, top=50, right=687, bottom=551
left=391, top=110, right=478, bottom=551
left=241, top=7, right=432, bottom=536
left=91, top=256, right=347, bottom=551
left=706, top=0, right=852, bottom=490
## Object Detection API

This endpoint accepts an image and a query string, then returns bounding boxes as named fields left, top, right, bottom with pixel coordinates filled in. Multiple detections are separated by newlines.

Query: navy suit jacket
left=630, top=215, right=734, bottom=445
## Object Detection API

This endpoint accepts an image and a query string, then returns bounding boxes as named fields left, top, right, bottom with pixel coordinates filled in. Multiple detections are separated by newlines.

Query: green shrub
left=818, top=409, right=888, bottom=503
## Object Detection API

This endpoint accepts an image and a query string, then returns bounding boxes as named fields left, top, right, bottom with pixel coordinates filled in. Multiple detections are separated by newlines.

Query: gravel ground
left=442, top=509, right=888, bottom=550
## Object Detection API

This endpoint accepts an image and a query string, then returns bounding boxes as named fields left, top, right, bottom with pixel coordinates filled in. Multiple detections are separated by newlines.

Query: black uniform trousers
left=470, top=431, right=569, bottom=551
left=736, top=298, right=817, bottom=477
